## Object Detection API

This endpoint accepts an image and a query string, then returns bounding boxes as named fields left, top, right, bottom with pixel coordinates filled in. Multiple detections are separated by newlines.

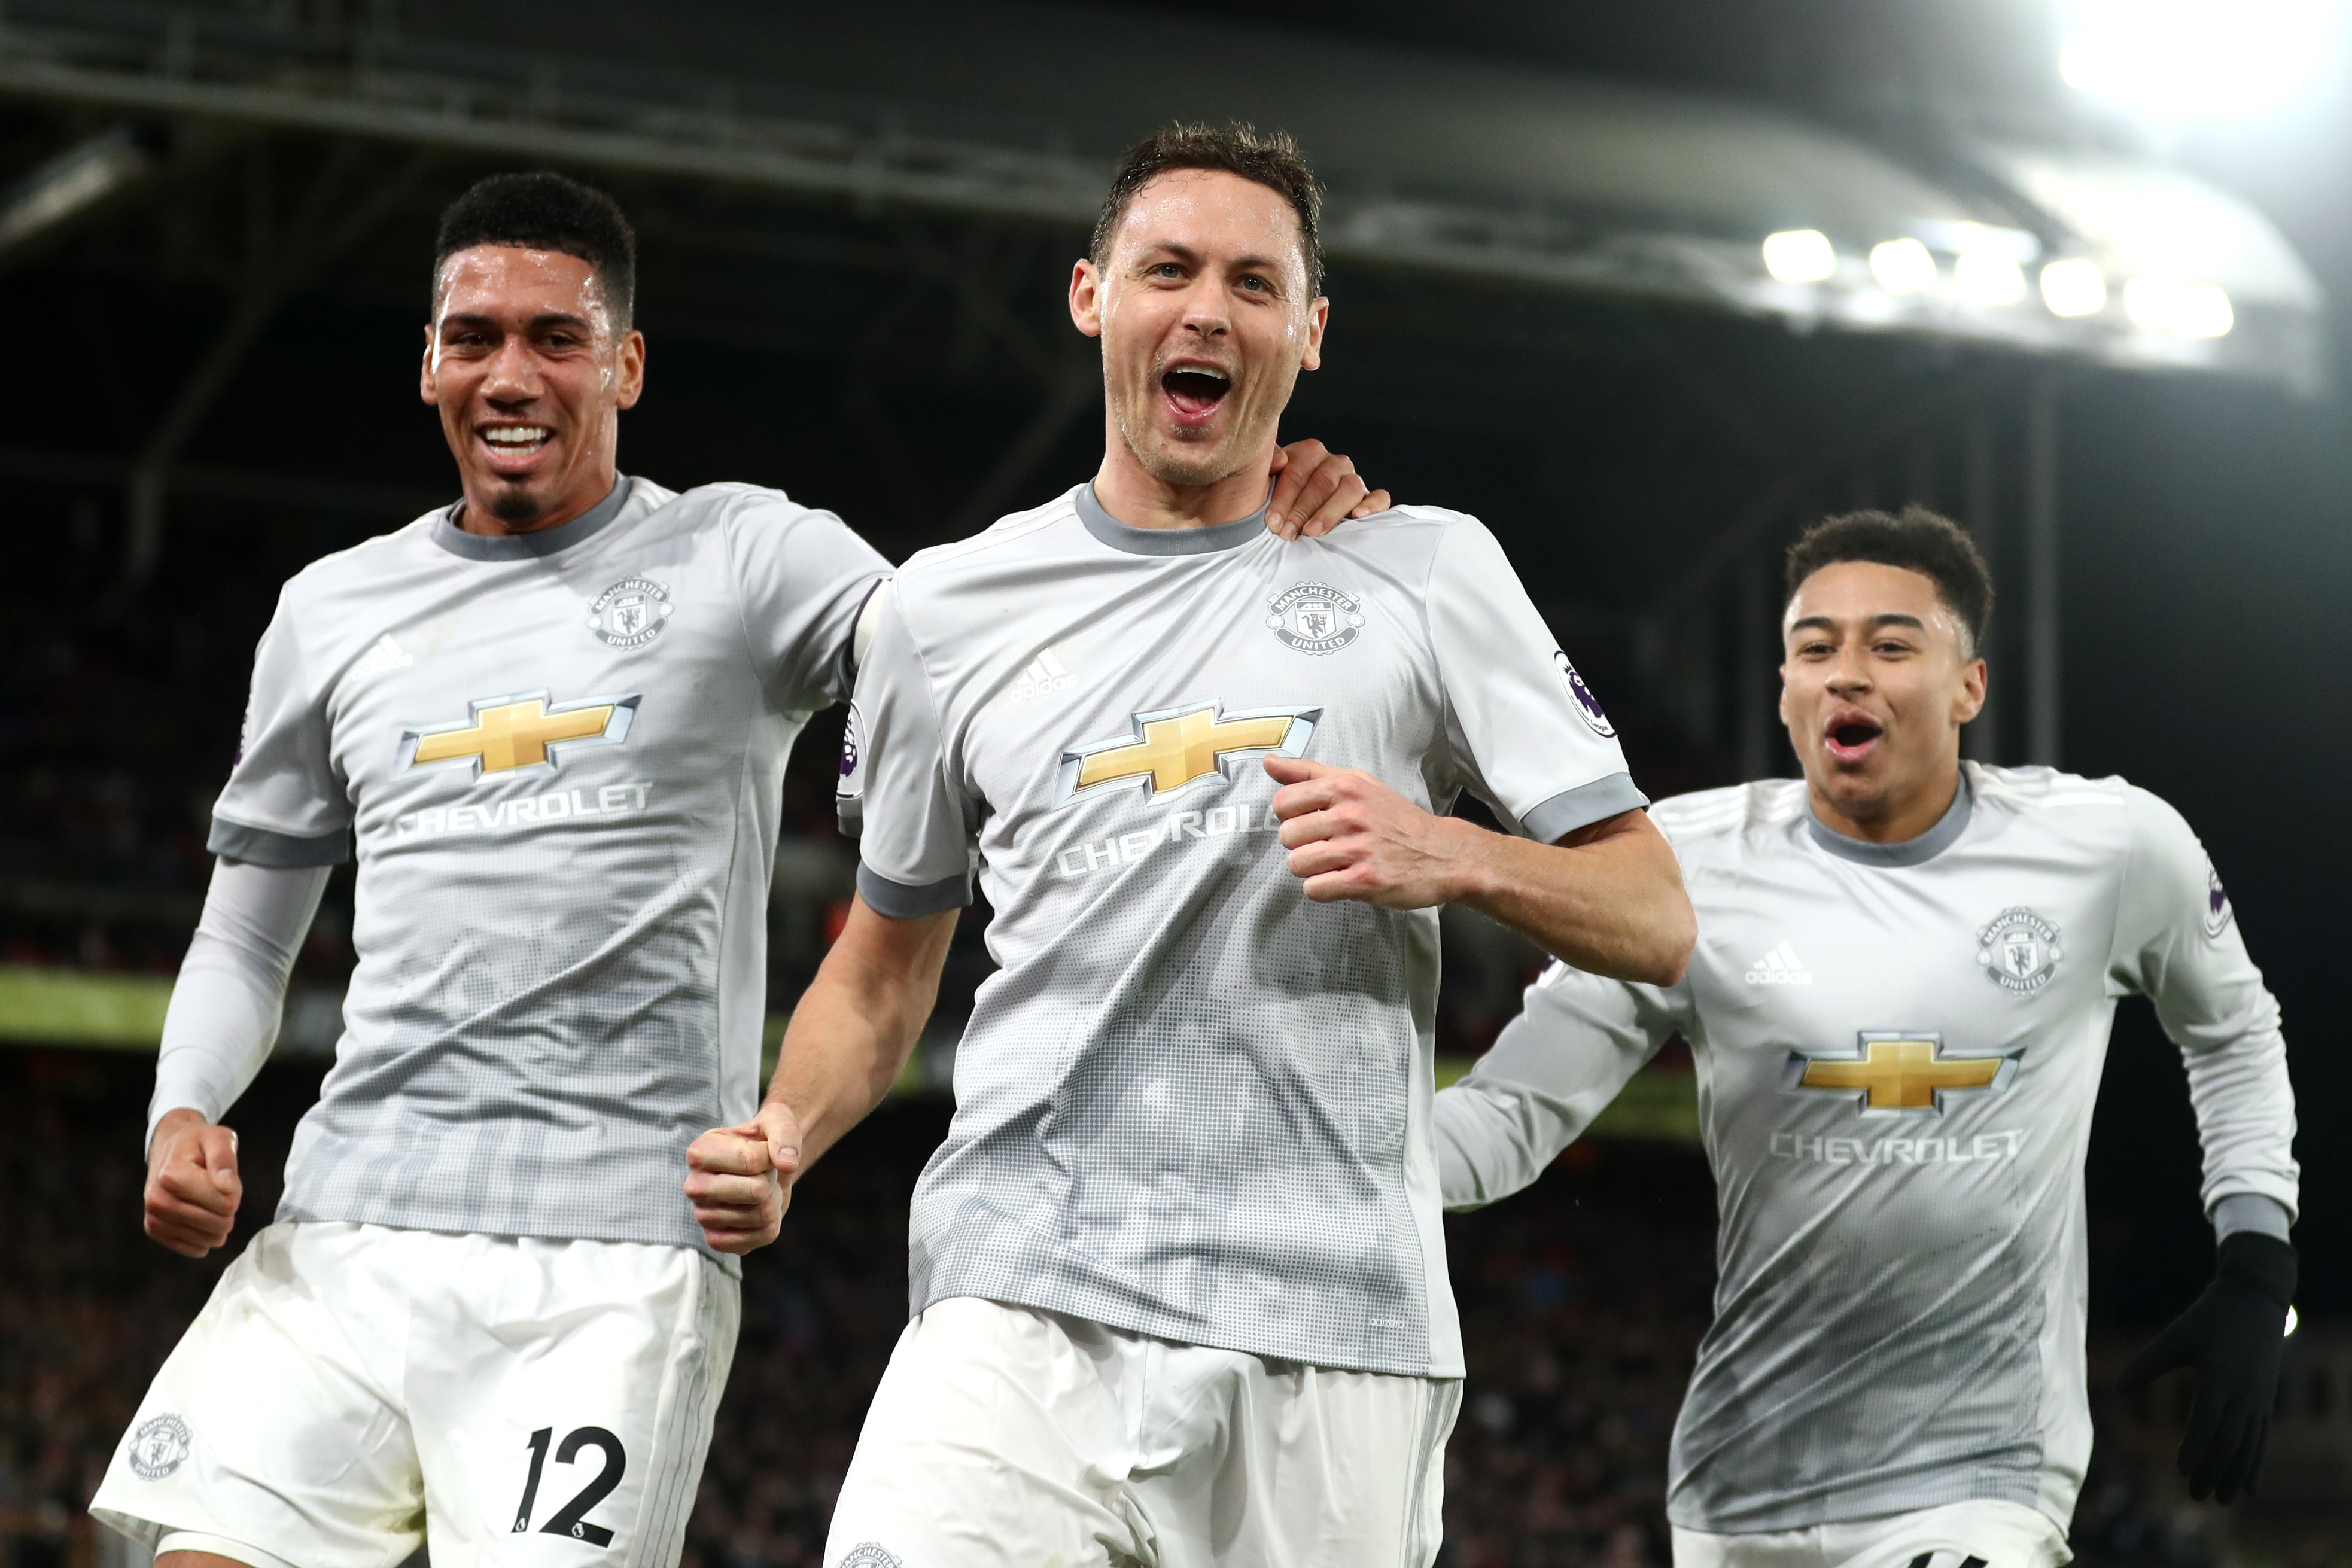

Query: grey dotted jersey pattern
left=849, top=483, right=1644, bottom=1378
left=1434, top=765, right=2298, bottom=1532
left=211, top=477, right=890, bottom=1256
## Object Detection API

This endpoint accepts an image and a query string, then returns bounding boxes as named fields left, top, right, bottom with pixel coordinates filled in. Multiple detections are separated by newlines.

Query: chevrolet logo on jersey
left=1056, top=701, right=1320, bottom=804
left=399, top=692, right=640, bottom=777
left=1784, top=1032, right=2020, bottom=1114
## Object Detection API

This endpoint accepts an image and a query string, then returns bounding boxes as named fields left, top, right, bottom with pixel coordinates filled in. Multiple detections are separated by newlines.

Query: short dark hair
left=1090, top=123, right=1325, bottom=297
left=1785, top=506, right=1995, bottom=653
left=432, top=171, right=637, bottom=331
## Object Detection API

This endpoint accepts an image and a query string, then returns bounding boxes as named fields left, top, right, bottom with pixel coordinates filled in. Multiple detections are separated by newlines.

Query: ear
left=419, top=322, right=439, bottom=407
left=1954, top=656, right=1988, bottom=726
left=1300, top=294, right=1329, bottom=373
left=1069, top=258, right=1105, bottom=339
left=614, top=328, right=647, bottom=410
left=1776, top=660, right=1793, bottom=730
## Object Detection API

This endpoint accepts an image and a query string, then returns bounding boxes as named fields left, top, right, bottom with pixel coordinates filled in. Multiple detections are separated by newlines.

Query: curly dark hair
left=1785, top=506, right=1995, bottom=653
left=1090, top=122, right=1324, bottom=296
left=432, top=170, right=637, bottom=330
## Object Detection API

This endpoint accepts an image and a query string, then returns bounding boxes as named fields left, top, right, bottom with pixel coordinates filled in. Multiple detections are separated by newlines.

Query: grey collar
left=1075, top=482, right=1271, bottom=556
left=1805, top=772, right=1973, bottom=868
left=433, top=476, right=634, bottom=561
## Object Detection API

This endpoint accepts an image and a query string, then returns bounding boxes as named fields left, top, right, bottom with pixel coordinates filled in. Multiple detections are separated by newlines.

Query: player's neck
left=455, top=462, right=620, bottom=538
left=1808, top=757, right=1963, bottom=845
left=1091, top=440, right=1275, bottom=531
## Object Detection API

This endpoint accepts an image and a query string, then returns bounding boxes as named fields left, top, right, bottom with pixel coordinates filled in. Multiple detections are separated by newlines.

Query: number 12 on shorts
left=514, top=1426, right=626, bottom=1546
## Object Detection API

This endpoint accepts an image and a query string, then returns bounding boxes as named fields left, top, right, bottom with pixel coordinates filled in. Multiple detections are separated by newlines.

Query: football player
left=1435, top=507, right=2298, bottom=1568
left=684, top=123, right=1697, bottom=1568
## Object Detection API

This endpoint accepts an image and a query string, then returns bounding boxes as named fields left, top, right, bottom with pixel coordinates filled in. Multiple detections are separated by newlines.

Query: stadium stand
left=0, top=1046, right=2247, bottom=1568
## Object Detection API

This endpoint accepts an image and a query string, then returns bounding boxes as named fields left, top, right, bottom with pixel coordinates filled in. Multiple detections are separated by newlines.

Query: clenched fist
left=684, top=1101, right=805, bottom=1255
left=1267, top=754, right=1478, bottom=908
left=145, top=1107, right=243, bottom=1258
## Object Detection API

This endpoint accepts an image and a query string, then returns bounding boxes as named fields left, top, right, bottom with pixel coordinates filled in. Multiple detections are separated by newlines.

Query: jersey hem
left=269, top=1207, right=743, bottom=1275
left=917, top=1284, right=1463, bottom=1381
left=1665, top=1477, right=2057, bottom=1536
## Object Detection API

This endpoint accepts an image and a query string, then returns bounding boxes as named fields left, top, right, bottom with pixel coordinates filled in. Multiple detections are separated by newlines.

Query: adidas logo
left=350, top=634, right=413, bottom=678
left=1010, top=646, right=1076, bottom=701
left=1744, top=942, right=1814, bottom=985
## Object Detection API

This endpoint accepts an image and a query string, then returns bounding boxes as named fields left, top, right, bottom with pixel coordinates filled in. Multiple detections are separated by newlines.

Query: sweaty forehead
left=1785, top=560, right=1959, bottom=634
left=1113, top=169, right=1308, bottom=276
left=434, top=245, right=606, bottom=318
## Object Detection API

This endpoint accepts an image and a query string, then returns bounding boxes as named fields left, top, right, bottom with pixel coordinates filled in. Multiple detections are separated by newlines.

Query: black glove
left=2118, top=1231, right=2296, bottom=1505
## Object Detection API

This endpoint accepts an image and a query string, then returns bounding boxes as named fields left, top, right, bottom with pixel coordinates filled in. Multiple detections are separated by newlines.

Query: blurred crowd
left=1, top=1048, right=2243, bottom=1568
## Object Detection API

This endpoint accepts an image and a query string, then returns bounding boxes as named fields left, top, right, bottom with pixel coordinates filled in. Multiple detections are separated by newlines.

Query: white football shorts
left=1672, top=1500, right=2073, bottom=1568
left=90, top=1222, right=738, bottom=1568
left=823, top=1295, right=1461, bottom=1568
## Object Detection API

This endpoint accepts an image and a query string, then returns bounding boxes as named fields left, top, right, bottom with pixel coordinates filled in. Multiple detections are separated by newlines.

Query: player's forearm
left=1450, top=811, right=1694, bottom=985
left=2180, top=1019, right=2299, bottom=1231
left=148, top=860, right=330, bottom=1151
left=765, top=900, right=957, bottom=1167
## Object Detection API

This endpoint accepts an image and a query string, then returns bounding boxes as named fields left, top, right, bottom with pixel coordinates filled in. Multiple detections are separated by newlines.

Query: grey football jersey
left=1435, top=766, right=2299, bottom=1531
left=212, top=477, right=889, bottom=1255
left=847, top=483, right=1644, bottom=1378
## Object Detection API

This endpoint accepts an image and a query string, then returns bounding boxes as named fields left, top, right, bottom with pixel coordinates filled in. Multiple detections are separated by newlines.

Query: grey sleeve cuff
left=856, top=861, right=970, bottom=918
left=2212, top=1192, right=2294, bottom=1241
left=209, top=816, right=351, bottom=867
left=1520, top=771, right=1651, bottom=844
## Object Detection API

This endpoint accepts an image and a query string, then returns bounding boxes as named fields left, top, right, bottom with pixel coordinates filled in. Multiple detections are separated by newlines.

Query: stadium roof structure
left=0, top=0, right=2326, bottom=394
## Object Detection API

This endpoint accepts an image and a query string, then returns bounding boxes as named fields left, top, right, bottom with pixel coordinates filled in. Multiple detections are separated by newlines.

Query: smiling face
left=1780, top=560, right=1987, bottom=839
left=420, top=245, right=644, bottom=532
left=1071, top=168, right=1326, bottom=498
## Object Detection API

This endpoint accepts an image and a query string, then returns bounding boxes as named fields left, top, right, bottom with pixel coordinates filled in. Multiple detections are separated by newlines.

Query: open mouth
left=479, top=424, right=553, bottom=461
left=1160, top=363, right=1232, bottom=422
left=1824, top=712, right=1885, bottom=763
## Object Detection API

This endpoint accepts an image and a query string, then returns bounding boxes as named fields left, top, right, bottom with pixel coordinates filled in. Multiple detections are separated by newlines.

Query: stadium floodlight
left=2123, top=272, right=2232, bottom=336
left=2174, top=282, right=2235, bottom=337
left=0, top=127, right=153, bottom=254
left=1869, top=238, right=1937, bottom=294
left=1954, top=249, right=2028, bottom=307
left=2039, top=258, right=2110, bottom=318
left=2059, top=0, right=2349, bottom=122
left=1762, top=229, right=1837, bottom=283
left=2125, top=274, right=2188, bottom=328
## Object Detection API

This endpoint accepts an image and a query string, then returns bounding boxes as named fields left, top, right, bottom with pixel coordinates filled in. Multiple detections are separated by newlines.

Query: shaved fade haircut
left=1786, top=506, right=1995, bottom=654
left=1091, top=122, right=1325, bottom=296
left=433, top=171, right=638, bottom=331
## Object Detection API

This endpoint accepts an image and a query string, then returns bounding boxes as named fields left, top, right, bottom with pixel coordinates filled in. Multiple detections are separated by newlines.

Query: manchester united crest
left=1976, top=906, right=2064, bottom=994
left=1266, top=583, right=1364, bottom=655
left=587, top=576, right=674, bottom=650
left=128, top=1414, right=192, bottom=1481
